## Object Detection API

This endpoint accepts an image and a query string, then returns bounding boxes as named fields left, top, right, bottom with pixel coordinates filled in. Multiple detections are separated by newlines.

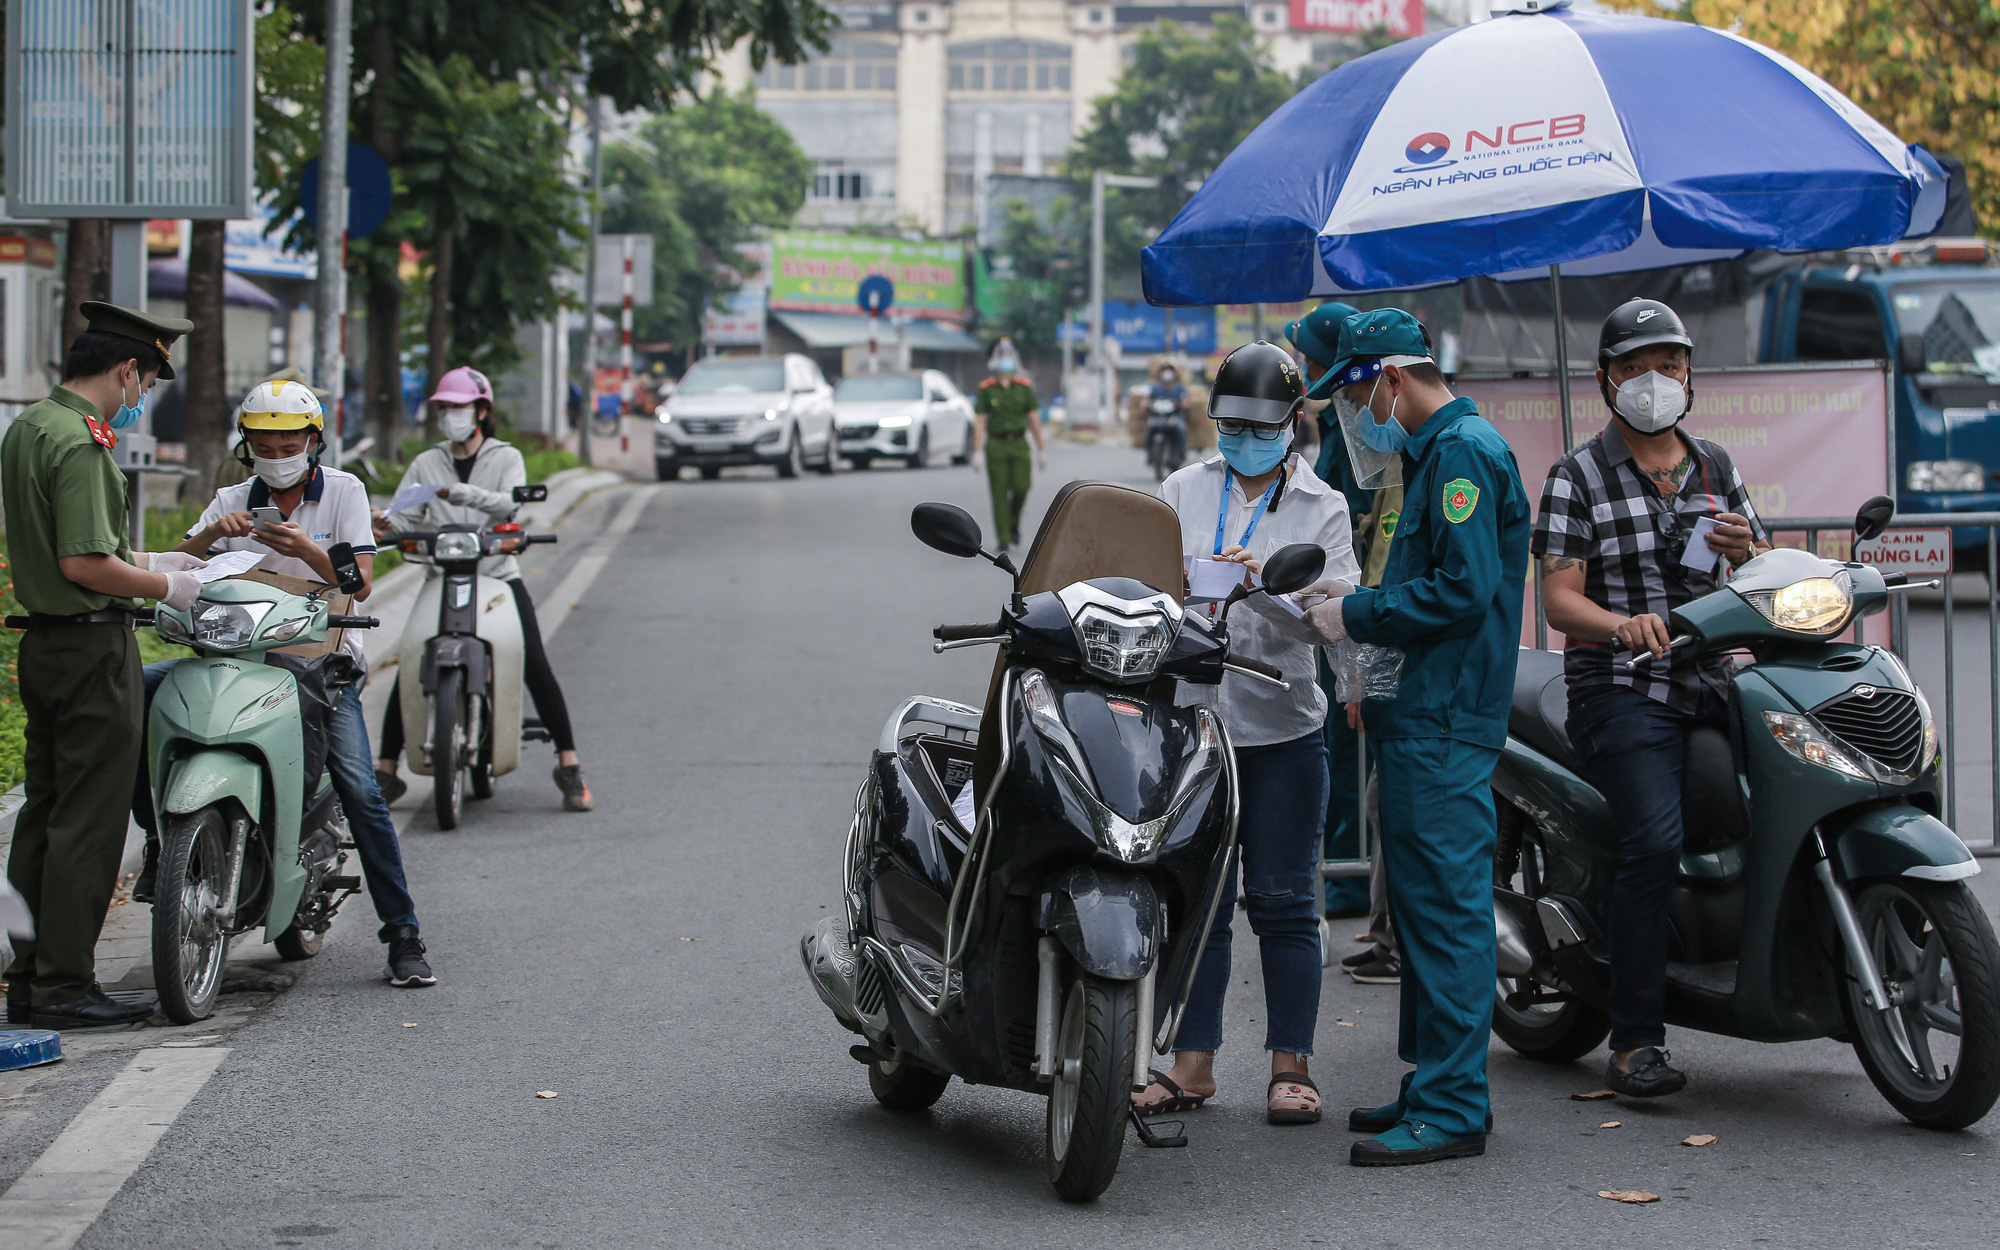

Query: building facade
left=717, top=0, right=1452, bottom=239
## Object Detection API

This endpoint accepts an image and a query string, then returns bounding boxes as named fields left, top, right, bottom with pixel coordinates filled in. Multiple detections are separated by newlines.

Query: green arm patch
left=1442, top=478, right=1479, bottom=524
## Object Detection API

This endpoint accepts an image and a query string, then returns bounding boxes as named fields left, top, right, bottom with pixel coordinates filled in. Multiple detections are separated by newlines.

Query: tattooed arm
left=1542, top=553, right=1671, bottom=656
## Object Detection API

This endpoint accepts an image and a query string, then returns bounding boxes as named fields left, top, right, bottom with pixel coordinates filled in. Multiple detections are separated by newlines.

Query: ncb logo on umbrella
left=1398, top=132, right=1456, bottom=172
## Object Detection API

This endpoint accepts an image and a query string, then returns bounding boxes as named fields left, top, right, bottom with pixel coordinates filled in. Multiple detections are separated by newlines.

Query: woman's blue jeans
left=1175, top=731, right=1329, bottom=1056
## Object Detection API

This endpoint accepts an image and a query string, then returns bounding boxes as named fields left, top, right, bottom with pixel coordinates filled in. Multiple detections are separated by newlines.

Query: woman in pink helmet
left=372, top=366, right=594, bottom=811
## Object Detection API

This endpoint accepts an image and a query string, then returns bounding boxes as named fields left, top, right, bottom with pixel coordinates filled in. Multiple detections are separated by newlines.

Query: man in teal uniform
left=1299, top=308, right=1531, bottom=1166
left=3, top=301, right=202, bottom=1030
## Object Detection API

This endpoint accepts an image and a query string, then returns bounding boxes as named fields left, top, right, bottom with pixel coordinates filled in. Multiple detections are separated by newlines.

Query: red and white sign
left=1290, top=0, right=1422, bottom=36
left=1855, top=529, right=1953, bottom=576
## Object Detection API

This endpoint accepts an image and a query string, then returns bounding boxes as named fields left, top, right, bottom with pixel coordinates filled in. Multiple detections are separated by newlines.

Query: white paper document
left=1186, top=556, right=1247, bottom=602
left=193, top=551, right=265, bottom=583
left=1680, top=516, right=1722, bottom=575
left=386, top=482, right=450, bottom=515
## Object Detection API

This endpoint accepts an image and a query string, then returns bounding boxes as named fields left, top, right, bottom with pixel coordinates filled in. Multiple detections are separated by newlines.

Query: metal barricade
left=1317, top=511, right=2000, bottom=888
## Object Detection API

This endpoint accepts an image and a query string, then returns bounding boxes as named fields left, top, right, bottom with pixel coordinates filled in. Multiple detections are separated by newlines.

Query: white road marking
left=540, top=486, right=653, bottom=643
left=0, top=1046, right=229, bottom=1249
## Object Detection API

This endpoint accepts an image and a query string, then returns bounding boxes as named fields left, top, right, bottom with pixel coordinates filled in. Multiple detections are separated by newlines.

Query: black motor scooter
left=1144, top=397, right=1187, bottom=483
left=801, top=482, right=1324, bottom=1201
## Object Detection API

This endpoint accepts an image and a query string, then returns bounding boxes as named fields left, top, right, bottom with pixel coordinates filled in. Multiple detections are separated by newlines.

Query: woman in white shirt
left=1135, top=341, right=1360, bottom=1126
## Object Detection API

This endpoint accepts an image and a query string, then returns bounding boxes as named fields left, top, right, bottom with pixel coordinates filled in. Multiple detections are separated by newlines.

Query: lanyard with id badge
left=1187, top=469, right=1280, bottom=607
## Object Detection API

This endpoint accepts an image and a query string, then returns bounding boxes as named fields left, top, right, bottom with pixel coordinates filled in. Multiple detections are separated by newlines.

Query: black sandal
left=1268, top=1071, right=1323, bottom=1125
left=1133, top=1070, right=1208, bottom=1117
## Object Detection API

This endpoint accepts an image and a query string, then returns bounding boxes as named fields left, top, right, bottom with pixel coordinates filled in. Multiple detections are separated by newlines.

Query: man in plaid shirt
left=1531, top=299, right=1769, bottom=1100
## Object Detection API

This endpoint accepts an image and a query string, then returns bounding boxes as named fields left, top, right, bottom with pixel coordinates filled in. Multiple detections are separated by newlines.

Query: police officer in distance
left=3, top=302, right=206, bottom=1031
left=970, top=338, right=1047, bottom=555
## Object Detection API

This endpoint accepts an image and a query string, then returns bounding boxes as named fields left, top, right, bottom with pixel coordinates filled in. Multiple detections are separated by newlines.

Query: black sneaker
left=1605, top=1046, right=1686, bottom=1097
left=1339, top=948, right=1378, bottom=970
left=384, top=927, right=436, bottom=988
left=1347, top=955, right=1401, bottom=984
left=553, top=764, right=594, bottom=812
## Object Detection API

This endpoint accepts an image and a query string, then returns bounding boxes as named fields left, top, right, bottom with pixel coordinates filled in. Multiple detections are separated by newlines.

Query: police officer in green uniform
left=1299, top=308, right=1531, bottom=1166
left=3, top=301, right=204, bottom=1031
left=970, top=338, right=1046, bottom=554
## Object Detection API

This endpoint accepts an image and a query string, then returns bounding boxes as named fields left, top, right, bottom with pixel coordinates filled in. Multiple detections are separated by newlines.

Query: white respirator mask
left=252, top=451, right=312, bottom=490
left=441, top=407, right=481, bottom=444
left=1613, top=370, right=1689, bottom=433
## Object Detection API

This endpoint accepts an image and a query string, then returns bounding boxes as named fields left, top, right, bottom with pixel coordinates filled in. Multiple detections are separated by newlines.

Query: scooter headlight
left=260, top=614, right=312, bottom=643
left=154, top=610, right=192, bottom=644
left=1762, top=710, right=1873, bottom=781
left=1071, top=605, right=1174, bottom=682
left=189, top=601, right=269, bottom=651
left=1916, top=685, right=1940, bottom=775
left=432, top=531, right=482, bottom=561
left=1741, top=572, right=1853, bottom=635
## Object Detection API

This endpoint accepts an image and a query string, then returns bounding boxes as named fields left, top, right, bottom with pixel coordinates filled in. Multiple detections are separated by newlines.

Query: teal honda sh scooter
left=1492, top=497, right=2000, bottom=1129
left=146, top=545, right=379, bottom=1023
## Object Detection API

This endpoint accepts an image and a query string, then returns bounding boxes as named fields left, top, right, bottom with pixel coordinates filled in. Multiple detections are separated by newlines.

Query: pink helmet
left=428, top=366, right=493, bottom=406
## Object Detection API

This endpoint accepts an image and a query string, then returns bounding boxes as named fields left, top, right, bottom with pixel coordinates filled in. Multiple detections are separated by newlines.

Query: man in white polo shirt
left=133, top=380, right=435, bottom=988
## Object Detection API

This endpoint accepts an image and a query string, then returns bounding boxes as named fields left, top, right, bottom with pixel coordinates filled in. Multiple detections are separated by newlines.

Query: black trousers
left=381, top=577, right=576, bottom=758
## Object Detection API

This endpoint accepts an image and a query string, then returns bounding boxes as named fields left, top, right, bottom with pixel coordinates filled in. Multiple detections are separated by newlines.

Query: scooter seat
left=1509, top=648, right=1587, bottom=778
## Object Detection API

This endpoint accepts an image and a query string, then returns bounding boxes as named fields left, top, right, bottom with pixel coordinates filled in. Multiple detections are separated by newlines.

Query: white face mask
left=1613, top=370, right=1689, bottom=433
left=440, top=407, right=480, bottom=444
left=252, top=451, right=312, bottom=490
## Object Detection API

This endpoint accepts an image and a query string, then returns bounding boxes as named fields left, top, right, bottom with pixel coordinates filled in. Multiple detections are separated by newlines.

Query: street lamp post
left=315, top=0, right=352, bottom=468
left=1089, top=170, right=1157, bottom=432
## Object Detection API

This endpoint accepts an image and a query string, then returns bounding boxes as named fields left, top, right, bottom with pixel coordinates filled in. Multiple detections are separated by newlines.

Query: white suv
left=832, top=370, right=975, bottom=469
left=654, top=354, right=839, bottom=481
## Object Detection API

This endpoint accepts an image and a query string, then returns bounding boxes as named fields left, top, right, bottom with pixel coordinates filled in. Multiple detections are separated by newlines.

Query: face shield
left=1330, top=372, right=1402, bottom=490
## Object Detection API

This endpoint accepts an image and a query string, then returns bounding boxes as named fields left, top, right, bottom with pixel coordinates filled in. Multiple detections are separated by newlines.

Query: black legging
left=381, top=577, right=577, bottom=758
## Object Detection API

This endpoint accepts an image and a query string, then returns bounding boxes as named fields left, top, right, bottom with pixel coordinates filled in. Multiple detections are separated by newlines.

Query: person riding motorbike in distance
left=372, top=366, right=594, bottom=813
left=1148, top=360, right=1190, bottom=466
left=142, top=378, right=437, bottom=987
left=1532, top=298, right=1770, bottom=1097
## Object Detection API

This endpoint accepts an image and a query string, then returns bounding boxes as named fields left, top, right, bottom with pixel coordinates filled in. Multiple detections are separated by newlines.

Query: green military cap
left=78, top=300, right=194, bottom=380
left=1306, top=306, right=1435, bottom=399
left=1283, top=300, right=1361, bottom=370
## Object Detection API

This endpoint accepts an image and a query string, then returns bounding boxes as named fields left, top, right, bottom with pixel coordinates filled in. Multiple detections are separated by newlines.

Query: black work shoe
left=1339, top=948, right=1378, bottom=970
left=1347, top=955, right=1401, bottom=984
left=553, top=764, right=594, bottom=812
left=6, top=988, right=28, bottom=1025
left=376, top=769, right=408, bottom=805
left=1349, top=1102, right=1492, bottom=1134
left=1350, top=1120, right=1487, bottom=1167
left=384, top=927, right=437, bottom=988
left=31, top=985, right=154, bottom=1031
left=1606, top=1047, right=1687, bottom=1097
left=133, top=836, right=160, bottom=904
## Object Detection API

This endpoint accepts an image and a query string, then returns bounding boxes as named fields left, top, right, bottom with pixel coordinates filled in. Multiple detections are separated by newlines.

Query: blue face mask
left=1345, top=377, right=1408, bottom=455
left=1217, top=424, right=1293, bottom=476
left=110, top=377, right=147, bottom=430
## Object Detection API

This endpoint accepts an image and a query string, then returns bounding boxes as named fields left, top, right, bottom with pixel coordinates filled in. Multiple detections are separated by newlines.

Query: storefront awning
left=771, top=311, right=983, bottom=353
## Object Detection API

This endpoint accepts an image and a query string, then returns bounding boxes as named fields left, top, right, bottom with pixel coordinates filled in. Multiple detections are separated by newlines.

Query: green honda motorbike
left=146, top=546, right=379, bottom=1024
left=1492, top=497, right=2000, bottom=1129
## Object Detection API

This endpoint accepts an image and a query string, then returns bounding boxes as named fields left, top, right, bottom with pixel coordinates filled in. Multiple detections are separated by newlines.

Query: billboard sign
left=705, top=286, right=769, bottom=348
left=769, top=232, right=964, bottom=320
left=1103, top=301, right=1215, bottom=356
left=6, top=0, right=255, bottom=218
left=1289, top=0, right=1423, bottom=36
left=220, top=202, right=315, bottom=279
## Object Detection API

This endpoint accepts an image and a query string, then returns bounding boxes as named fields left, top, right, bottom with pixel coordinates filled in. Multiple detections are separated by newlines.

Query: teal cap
left=1306, top=307, right=1434, bottom=399
left=1283, top=301, right=1360, bottom=369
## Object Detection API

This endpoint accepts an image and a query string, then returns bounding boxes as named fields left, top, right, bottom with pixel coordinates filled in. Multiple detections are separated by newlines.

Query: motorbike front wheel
left=1045, top=974, right=1135, bottom=1202
left=1490, top=806, right=1611, bottom=1062
left=433, top=670, right=468, bottom=830
left=152, top=806, right=233, bottom=1023
left=1842, top=878, right=2000, bottom=1129
left=274, top=921, right=324, bottom=960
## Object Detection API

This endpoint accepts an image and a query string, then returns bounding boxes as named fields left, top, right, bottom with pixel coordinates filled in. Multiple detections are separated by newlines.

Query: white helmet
left=237, top=378, right=325, bottom=433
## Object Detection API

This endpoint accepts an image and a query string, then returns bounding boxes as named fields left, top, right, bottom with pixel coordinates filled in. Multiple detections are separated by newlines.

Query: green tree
left=984, top=198, right=1085, bottom=356
left=600, top=90, right=812, bottom=357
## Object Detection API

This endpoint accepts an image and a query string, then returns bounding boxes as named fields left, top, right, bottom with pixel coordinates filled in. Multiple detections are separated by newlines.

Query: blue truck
left=1758, top=240, right=2000, bottom=521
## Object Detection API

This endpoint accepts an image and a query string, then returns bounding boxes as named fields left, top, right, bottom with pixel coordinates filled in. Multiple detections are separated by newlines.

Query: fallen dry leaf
left=402, top=1023, right=417, bottom=1028
left=1336, top=1020, right=1356, bottom=1027
left=1598, top=1190, right=1660, bottom=1205
left=1599, top=1120, right=1622, bottom=1129
left=536, top=1090, right=559, bottom=1099
left=1683, top=1134, right=1718, bottom=1147
left=1571, top=1090, right=1617, bottom=1101
left=678, top=936, right=702, bottom=942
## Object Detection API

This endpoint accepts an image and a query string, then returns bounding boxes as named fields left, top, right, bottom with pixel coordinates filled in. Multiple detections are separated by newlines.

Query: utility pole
left=1089, top=170, right=1156, bottom=431
left=315, top=0, right=352, bottom=468
left=579, top=93, right=603, bottom=469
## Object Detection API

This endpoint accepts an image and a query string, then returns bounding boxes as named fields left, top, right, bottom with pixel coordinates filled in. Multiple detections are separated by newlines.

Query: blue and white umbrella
left=1141, top=0, right=1948, bottom=305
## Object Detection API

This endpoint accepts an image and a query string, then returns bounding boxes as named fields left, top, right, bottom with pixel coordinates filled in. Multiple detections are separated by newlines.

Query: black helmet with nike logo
left=1208, top=340, right=1304, bottom=427
left=1599, top=298, right=1693, bottom=366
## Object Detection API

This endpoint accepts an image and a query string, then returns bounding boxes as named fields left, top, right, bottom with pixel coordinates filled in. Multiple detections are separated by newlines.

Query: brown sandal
left=1268, top=1071, right=1323, bottom=1125
left=1132, top=1070, right=1208, bottom=1117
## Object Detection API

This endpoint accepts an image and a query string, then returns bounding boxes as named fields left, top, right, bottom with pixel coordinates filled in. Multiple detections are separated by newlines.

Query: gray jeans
left=1360, top=769, right=1396, bottom=961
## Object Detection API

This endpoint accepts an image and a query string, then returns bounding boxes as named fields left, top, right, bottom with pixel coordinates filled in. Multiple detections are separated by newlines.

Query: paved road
left=7, top=442, right=2000, bottom=1248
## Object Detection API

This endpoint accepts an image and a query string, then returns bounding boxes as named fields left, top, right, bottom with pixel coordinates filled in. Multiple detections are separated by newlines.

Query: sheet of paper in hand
left=193, top=551, right=265, bottom=582
left=387, top=482, right=450, bottom=515
left=1681, top=515, right=1722, bottom=575
left=1187, top=556, right=1247, bottom=602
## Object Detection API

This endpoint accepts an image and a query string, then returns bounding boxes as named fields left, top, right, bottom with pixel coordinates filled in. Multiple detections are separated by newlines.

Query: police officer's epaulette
left=979, top=377, right=1001, bottom=388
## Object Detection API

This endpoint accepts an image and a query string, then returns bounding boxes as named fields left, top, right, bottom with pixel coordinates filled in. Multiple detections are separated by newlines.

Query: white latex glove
left=1301, top=579, right=1357, bottom=643
left=1036, top=447, right=1048, bottom=471
left=161, top=570, right=203, bottom=612
left=150, top=552, right=209, bottom=574
left=972, top=451, right=986, bottom=474
left=129, top=551, right=152, bottom=571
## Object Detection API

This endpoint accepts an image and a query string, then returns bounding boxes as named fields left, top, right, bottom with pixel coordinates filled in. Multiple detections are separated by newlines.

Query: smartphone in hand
left=251, top=506, right=283, bottom=530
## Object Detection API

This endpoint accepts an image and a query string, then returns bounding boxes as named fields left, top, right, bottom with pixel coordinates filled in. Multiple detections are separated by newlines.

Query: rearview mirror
left=1853, top=495, right=1896, bottom=542
left=326, top=542, right=367, bottom=596
left=1898, top=332, right=1928, bottom=375
left=1261, top=543, right=1327, bottom=596
left=513, top=484, right=548, bottom=503
left=911, top=502, right=984, bottom=558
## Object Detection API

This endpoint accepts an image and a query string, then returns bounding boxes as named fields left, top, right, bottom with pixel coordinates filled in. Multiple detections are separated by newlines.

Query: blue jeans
left=1176, top=732, right=1328, bottom=1055
left=1566, top=684, right=1725, bottom=1051
left=137, top=660, right=418, bottom=939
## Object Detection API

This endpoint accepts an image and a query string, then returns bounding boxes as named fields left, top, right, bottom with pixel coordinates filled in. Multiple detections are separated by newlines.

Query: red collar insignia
left=83, top=413, right=118, bottom=450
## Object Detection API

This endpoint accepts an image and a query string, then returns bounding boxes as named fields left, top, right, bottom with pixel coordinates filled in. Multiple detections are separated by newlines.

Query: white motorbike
left=388, top=485, right=556, bottom=828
